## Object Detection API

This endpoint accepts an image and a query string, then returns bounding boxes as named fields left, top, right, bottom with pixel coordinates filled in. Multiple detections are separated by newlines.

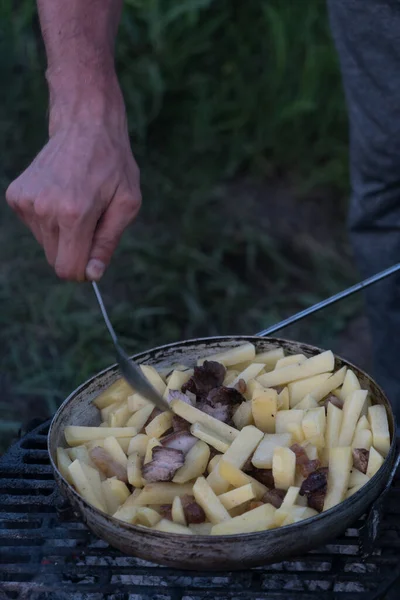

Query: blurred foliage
left=0, top=0, right=356, bottom=451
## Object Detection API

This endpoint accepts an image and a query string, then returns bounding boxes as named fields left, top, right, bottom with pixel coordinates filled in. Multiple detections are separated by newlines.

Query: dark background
left=0, top=0, right=372, bottom=451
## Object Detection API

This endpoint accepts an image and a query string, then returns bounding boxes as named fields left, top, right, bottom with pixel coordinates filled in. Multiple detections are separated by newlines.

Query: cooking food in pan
left=57, top=342, right=391, bottom=536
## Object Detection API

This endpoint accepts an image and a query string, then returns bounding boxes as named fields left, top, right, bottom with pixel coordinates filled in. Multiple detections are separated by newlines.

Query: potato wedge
left=355, top=415, right=370, bottom=433
left=127, top=452, right=144, bottom=487
left=128, top=434, right=149, bottom=457
left=278, top=387, right=290, bottom=410
left=56, top=447, right=74, bottom=485
left=323, top=446, right=352, bottom=511
left=286, top=423, right=305, bottom=443
left=208, top=454, right=222, bottom=473
left=190, top=423, right=230, bottom=453
left=68, top=445, right=96, bottom=469
left=233, top=401, right=254, bottom=429
left=272, top=447, right=296, bottom=491
left=281, top=486, right=301, bottom=508
left=193, top=477, right=231, bottom=524
left=230, top=363, right=265, bottom=389
left=68, top=459, right=107, bottom=512
left=211, top=503, right=276, bottom=535
left=366, top=447, right=384, bottom=478
left=140, top=364, right=167, bottom=395
left=275, top=354, right=306, bottom=369
left=295, top=395, right=318, bottom=410
left=326, top=402, right=343, bottom=448
left=163, top=369, right=194, bottom=399
left=104, top=436, right=128, bottom=467
left=351, top=428, right=372, bottom=450
left=144, top=437, right=162, bottom=464
left=223, top=370, right=240, bottom=386
left=257, top=351, right=334, bottom=389
left=145, top=411, right=173, bottom=439
left=345, top=484, right=364, bottom=499
left=152, top=519, right=192, bottom=534
left=302, top=407, right=326, bottom=440
left=173, top=440, right=210, bottom=484
left=126, top=404, right=154, bottom=431
left=339, top=369, right=361, bottom=401
left=275, top=410, right=304, bottom=434
left=102, top=477, right=130, bottom=514
left=197, top=343, right=256, bottom=367
left=223, top=425, right=264, bottom=469
left=218, top=484, right=256, bottom=510
left=308, top=366, right=346, bottom=403
left=349, top=469, right=370, bottom=488
left=206, top=464, right=230, bottom=495
left=254, top=348, right=284, bottom=369
left=109, top=402, right=132, bottom=428
left=170, top=398, right=239, bottom=442
left=113, top=505, right=139, bottom=523
left=133, top=483, right=193, bottom=505
left=218, top=460, right=267, bottom=499
left=368, top=405, right=390, bottom=457
left=93, top=378, right=132, bottom=409
left=136, top=507, right=162, bottom=527
left=338, top=391, right=368, bottom=446
left=172, top=496, right=187, bottom=526
left=251, top=433, right=292, bottom=469
left=65, top=426, right=137, bottom=446
left=288, top=373, right=331, bottom=407
left=252, top=388, right=278, bottom=433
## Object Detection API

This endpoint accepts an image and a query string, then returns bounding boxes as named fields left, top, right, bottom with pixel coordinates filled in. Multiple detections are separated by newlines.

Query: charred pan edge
left=48, top=336, right=397, bottom=569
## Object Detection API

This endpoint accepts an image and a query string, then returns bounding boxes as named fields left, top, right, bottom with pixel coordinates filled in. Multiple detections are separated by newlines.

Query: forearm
left=37, top=0, right=124, bottom=131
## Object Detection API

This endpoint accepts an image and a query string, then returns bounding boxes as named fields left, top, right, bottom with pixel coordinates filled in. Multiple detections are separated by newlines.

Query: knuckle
left=59, top=201, right=81, bottom=225
left=34, top=196, right=52, bottom=219
left=55, top=263, right=75, bottom=281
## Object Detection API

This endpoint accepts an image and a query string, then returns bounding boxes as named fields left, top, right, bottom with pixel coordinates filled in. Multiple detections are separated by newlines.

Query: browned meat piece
left=248, top=467, right=275, bottom=488
left=352, top=448, right=370, bottom=474
left=307, top=489, right=326, bottom=512
left=142, top=446, right=184, bottom=482
left=161, top=430, right=198, bottom=454
left=181, top=494, right=206, bottom=524
left=300, top=467, right=329, bottom=497
left=172, top=414, right=191, bottom=433
left=263, top=488, right=286, bottom=508
left=248, top=500, right=264, bottom=511
left=159, top=504, right=173, bottom=520
left=234, top=378, right=247, bottom=395
left=167, top=389, right=194, bottom=405
left=291, top=443, right=321, bottom=477
left=182, top=360, right=226, bottom=396
left=89, top=447, right=128, bottom=483
left=207, top=386, right=245, bottom=405
left=197, top=399, right=232, bottom=424
left=324, top=394, right=344, bottom=412
left=196, top=385, right=245, bottom=424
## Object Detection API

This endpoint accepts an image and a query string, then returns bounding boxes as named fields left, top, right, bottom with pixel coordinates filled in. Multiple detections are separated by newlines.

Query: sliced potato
left=101, top=401, right=121, bottom=422
left=218, top=484, right=256, bottom=510
left=68, top=459, right=107, bottom=512
left=211, top=503, right=276, bottom=535
left=275, top=354, right=306, bottom=369
left=326, top=402, right=343, bottom=448
left=302, top=407, right=326, bottom=440
left=282, top=506, right=318, bottom=525
left=251, top=433, right=292, bottom=469
left=140, top=364, right=167, bottom=396
left=116, top=438, right=132, bottom=454
left=128, top=393, right=152, bottom=412
left=193, top=477, right=231, bottom=524
left=126, top=404, right=154, bottom=431
left=345, top=484, right=364, bottom=499
left=197, top=343, right=256, bottom=367
left=301, top=441, right=318, bottom=461
left=170, top=398, right=239, bottom=442
left=245, top=379, right=263, bottom=401
left=366, top=446, right=384, bottom=478
left=257, top=351, right=334, bottom=389
left=281, top=486, right=301, bottom=508
left=190, top=423, right=230, bottom=453
left=128, top=434, right=149, bottom=457
left=102, top=477, right=130, bottom=514
left=56, top=447, right=73, bottom=485
left=173, top=440, right=210, bottom=484
left=189, top=523, right=213, bottom=535
left=65, top=426, right=137, bottom=446
left=323, top=446, right=352, bottom=511
left=172, top=496, right=187, bottom=526
left=109, top=402, right=132, bottom=428
left=136, top=506, right=162, bottom=527
left=223, top=425, right=264, bottom=469
left=103, top=436, right=128, bottom=469
left=288, top=373, right=331, bottom=407
left=218, top=460, right=267, bottom=500
left=68, top=445, right=96, bottom=469
left=308, top=366, right=346, bottom=403
left=339, top=369, right=361, bottom=401
left=278, top=387, right=290, bottom=410
left=338, top=390, right=368, bottom=446
left=152, top=519, right=192, bottom=534
left=133, top=483, right=193, bottom=505
left=145, top=411, right=173, bottom=439
left=230, top=363, right=265, bottom=389
left=113, top=505, right=139, bottom=523
left=127, top=452, right=144, bottom=487
left=93, top=378, right=132, bottom=409
left=207, top=454, right=222, bottom=473
left=351, top=428, right=372, bottom=450
left=144, top=437, right=162, bottom=464
left=349, top=469, right=370, bottom=488
left=275, top=410, right=304, bottom=434
left=295, top=395, right=318, bottom=410
left=355, top=415, right=370, bottom=433
left=254, top=348, right=284, bottom=369
left=223, top=370, right=240, bottom=386
left=233, top=401, right=254, bottom=429
left=286, top=422, right=305, bottom=443
left=163, top=369, right=194, bottom=399
left=252, top=388, right=278, bottom=433
left=206, top=463, right=230, bottom=495
left=368, top=404, right=390, bottom=457
left=272, top=447, right=296, bottom=491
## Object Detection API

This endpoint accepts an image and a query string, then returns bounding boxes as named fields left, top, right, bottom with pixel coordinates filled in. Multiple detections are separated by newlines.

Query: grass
left=0, top=1, right=357, bottom=452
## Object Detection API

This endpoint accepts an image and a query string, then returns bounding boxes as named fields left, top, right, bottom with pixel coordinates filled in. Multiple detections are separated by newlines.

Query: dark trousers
left=328, top=0, right=400, bottom=420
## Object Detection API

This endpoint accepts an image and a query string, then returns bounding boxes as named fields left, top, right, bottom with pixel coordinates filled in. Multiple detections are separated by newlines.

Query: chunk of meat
left=291, top=443, right=321, bottom=477
left=159, top=504, right=173, bottom=520
left=172, top=414, right=191, bottom=433
left=161, top=431, right=198, bottom=454
left=197, top=399, right=232, bottom=424
left=89, top=447, right=128, bottom=483
left=142, top=446, right=184, bottom=482
left=182, top=361, right=226, bottom=396
left=324, top=394, right=344, bottom=412
left=181, top=494, right=206, bottom=524
left=307, top=490, right=326, bottom=512
left=263, top=488, right=286, bottom=508
left=167, top=390, right=194, bottom=405
left=234, top=378, right=247, bottom=395
left=248, top=500, right=264, bottom=511
left=300, top=467, right=329, bottom=497
left=197, top=385, right=245, bottom=424
left=248, top=467, right=275, bottom=488
left=352, top=448, right=370, bottom=474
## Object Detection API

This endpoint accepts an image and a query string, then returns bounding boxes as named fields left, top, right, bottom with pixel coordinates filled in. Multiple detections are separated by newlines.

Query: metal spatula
left=92, top=263, right=399, bottom=410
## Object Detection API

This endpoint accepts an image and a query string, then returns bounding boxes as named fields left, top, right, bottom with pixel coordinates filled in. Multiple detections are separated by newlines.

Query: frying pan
left=48, top=335, right=397, bottom=570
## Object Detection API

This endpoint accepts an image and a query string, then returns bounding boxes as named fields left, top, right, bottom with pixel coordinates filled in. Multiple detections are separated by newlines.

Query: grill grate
left=1, top=421, right=399, bottom=600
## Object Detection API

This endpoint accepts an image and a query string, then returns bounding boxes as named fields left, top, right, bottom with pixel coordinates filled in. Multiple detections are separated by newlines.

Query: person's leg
left=327, top=0, right=400, bottom=420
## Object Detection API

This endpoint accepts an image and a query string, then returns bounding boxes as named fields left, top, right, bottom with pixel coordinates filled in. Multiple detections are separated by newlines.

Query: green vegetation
left=0, top=1, right=356, bottom=451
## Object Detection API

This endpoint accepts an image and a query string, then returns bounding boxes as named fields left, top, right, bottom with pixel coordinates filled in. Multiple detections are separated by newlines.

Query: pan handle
left=255, top=263, right=400, bottom=337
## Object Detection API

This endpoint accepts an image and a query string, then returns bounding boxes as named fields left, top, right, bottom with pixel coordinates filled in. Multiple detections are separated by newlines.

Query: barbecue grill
left=1, top=419, right=399, bottom=600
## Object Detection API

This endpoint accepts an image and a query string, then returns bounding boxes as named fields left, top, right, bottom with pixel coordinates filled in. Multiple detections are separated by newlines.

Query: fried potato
left=323, top=446, right=352, bottom=511
left=351, top=428, right=372, bottom=450
left=93, top=378, right=132, bottom=409
left=288, top=373, right=331, bottom=407
left=252, top=388, right=278, bottom=433
left=102, top=477, right=130, bottom=514
left=272, top=447, right=296, bottom=491
left=275, top=354, right=306, bottom=369
left=193, top=477, right=231, bottom=524
left=144, top=437, right=162, bottom=464
left=56, top=447, right=73, bottom=485
left=338, top=391, right=368, bottom=446
left=366, top=447, right=384, bottom=478
left=170, top=398, right=239, bottom=442
left=207, top=454, right=222, bottom=473
left=257, top=351, right=334, bottom=389
left=223, top=370, right=240, bottom=386
left=68, top=459, right=107, bottom=512
left=152, top=519, right=192, bottom=534
left=251, top=433, right=292, bottom=469
left=368, top=405, right=390, bottom=457
left=233, top=401, right=254, bottom=429
left=126, top=404, right=154, bottom=430
left=308, top=366, right=346, bottom=403
left=128, top=434, right=150, bottom=457
left=163, top=369, right=194, bottom=399
left=211, top=503, right=276, bottom=535
left=197, top=343, right=256, bottom=367
left=218, top=460, right=267, bottom=499
left=275, top=410, right=304, bottom=434
left=173, top=440, right=210, bottom=484
left=281, top=486, right=301, bottom=508
left=108, top=402, right=132, bottom=428
left=136, top=507, right=162, bottom=527
left=326, top=402, right=343, bottom=448
left=190, top=423, right=230, bottom=452
left=302, top=407, right=326, bottom=440
left=172, top=496, right=187, bottom=526
left=133, top=483, right=193, bottom=505
left=223, top=425, right=264, bottom=469
left=65, top=426, right=137, bottom=446
left=286, top=423, right=305, bottom=443
left=278, top=387, right=290, bottom=410
left=145, top=411, right=174, bottom=439
left=104, top=436, right=128, bottom=467
left=253, top=348, right=284, bottom=369
left=230, top=363, right=265, bottom=389
left=349, top=469, right=370, bottom=488
left=339, top=369, right=361, bottom=401
left=218, top=484, right=256, bottom=510
left=127, top=452, right=144, bottom=487
left=295, top=395, right=318, bottom=410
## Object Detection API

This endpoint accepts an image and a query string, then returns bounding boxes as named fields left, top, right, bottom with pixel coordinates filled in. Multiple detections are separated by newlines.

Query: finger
left=55, top=218, right=97, bottom=281
left=40, top=222, right=59, bottom=266
left=85, top=191, right=141, bottom=281
left=7, top=185, right=43, bottom=246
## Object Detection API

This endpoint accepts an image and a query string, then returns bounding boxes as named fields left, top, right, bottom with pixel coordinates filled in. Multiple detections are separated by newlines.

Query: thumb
left=85, top=192, right=141, bottom=281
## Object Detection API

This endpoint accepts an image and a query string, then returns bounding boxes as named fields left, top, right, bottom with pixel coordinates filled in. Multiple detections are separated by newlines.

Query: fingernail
left=86, top=259, right=106, bottom=281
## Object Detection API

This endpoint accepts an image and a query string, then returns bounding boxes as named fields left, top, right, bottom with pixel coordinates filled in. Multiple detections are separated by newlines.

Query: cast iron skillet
left=48, top=336, right=397, bottom=570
